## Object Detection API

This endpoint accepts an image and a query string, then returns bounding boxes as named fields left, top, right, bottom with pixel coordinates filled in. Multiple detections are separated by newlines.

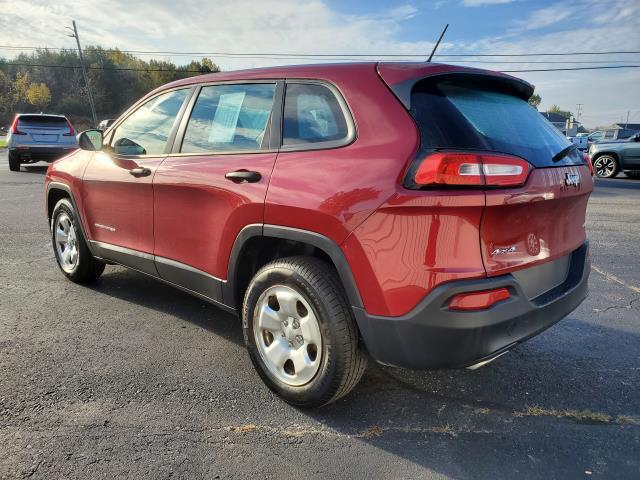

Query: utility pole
left=66, top=20, right=97, bottom=127
left=575, top=103, right=583, bottom=120
left=625, top=110, right=630, bottom=128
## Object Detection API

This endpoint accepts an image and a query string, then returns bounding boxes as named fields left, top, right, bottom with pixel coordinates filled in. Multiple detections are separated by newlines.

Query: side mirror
left=78, top=129, right=104, bottom=151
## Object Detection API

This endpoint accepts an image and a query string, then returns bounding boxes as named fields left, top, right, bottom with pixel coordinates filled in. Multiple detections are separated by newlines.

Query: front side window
left=282, top=83, right=349, bottom=146
left=110, top=89, right=189, bottom=156
left=181, top=84, right=276, bottom=153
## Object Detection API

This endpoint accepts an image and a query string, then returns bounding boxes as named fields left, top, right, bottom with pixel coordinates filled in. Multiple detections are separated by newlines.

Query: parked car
left=588, top=133, right=640, bottom=178
left=44, top=63, right=593, bottom=407
left=97, top=118, right=115, bottom=131
left=7, top=114, right=78, bottom=171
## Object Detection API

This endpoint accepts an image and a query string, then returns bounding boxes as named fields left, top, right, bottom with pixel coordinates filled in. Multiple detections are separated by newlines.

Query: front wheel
left=242, top=256, right=367, bottom=408
left=51, top=198, right=105, bottom=283
left=593, top=155, right=619, bottom=178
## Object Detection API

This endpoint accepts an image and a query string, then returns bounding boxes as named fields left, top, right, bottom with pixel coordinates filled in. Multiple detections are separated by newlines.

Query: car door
left=81, top=87, right=192, bottom=274
left=622, top=135, right=640, bottom=168
left=152, top=81, right=281, bottom=303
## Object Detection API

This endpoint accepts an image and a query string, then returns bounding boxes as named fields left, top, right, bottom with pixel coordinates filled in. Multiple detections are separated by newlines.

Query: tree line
left=0, top=47, right=219, bottom=130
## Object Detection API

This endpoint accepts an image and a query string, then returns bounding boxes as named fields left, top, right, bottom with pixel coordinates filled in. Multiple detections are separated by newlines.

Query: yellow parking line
left=591, top=265, right=640, bottom=294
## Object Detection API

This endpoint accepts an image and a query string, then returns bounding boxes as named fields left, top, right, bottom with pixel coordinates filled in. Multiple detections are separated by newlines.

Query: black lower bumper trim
left=11, top=147, right=76, bottom=162
left=353, top=243, right=590, bottom=369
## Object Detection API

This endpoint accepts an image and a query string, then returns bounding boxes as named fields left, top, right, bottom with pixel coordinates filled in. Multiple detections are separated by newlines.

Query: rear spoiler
left=376, top=62, right=535, bottom=110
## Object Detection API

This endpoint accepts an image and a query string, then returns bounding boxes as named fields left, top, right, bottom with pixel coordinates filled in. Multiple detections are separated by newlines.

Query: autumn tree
left=26, top=82, right=52, bottom=111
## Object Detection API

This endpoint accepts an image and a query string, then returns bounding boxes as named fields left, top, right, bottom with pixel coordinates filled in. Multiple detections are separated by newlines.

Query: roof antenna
left=426, top=23, right=449, bottom=62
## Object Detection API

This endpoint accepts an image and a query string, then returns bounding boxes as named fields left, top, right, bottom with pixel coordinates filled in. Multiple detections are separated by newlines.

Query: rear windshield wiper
left=552, top=143, right=577, bottom=162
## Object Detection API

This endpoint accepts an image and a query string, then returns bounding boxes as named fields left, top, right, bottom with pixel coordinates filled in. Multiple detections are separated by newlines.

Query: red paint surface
left=153, top=153, right=277, bottom=278
left=44, top=62, right=592, bottom=319
left=481, top=165, right=593, bottom=276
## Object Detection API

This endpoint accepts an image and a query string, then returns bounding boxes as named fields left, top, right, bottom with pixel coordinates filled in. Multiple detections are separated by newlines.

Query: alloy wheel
left=594, top=156, right=616, bottom=178
left=54, top=212, right=79, bottom=273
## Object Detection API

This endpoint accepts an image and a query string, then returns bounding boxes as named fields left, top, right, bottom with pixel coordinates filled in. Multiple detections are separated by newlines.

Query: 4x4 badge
left=565, top=173, right=580, bottom=187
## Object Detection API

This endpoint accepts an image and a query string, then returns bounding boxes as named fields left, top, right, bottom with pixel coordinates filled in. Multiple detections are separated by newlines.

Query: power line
left=501, top=65, right=640, bottom=72
left=2, top=62, right=640, bottom=73
left=0, top=44, right=640, bottom=58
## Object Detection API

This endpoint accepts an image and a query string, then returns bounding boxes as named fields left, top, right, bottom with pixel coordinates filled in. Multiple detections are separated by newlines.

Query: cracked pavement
left=0, top=152, right=638, bottom=479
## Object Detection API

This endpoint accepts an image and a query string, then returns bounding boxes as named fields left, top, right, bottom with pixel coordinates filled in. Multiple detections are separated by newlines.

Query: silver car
left=588, top=133, right=640, bottom=179
left=7, top=114, right=78, bottom=171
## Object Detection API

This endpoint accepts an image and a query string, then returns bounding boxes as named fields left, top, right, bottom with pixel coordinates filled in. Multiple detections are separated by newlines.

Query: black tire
left=8, top=151, right=20, bottom=172
left=51, top=198, right=105, bottom=283
left=242, top=256, right=367, bottom=408
left=625, top=171, right=640, bottom=179
left=592, top=154, right=619, bottom=178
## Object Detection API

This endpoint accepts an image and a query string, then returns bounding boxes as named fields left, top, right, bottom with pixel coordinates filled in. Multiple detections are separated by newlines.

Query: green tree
left=528, top=93, right=542, bottom=109
left=548, top=105, right=573, bottom=119
left=0, top=48, right=221, bottom=126
left=26, top=82, right=51, bottom=111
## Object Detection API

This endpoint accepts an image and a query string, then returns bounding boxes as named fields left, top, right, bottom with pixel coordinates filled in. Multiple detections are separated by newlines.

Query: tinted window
left=411, top=80, right=580, bottom=167
left=181, top=84, right=276, bottom=153
left=282, top=83, right=348, bottom=146
left=18, top=116, right=68, bottom=128
left=111, top=89, right=188, bottom=156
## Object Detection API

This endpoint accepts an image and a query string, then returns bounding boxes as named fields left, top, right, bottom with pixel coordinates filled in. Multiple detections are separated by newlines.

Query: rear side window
left=110, top=88, right=189, bottom=156
left=18, top=116, right=68, bottom=129
left=411, top=80, right=578, bottom=167
left=282, top=83, right=349, bottom=146
left=181, top=83, right=276, bottom=153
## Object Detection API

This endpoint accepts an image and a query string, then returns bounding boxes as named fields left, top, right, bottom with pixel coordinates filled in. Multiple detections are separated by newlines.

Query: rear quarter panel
left=265, top=64, right=419, bottom=244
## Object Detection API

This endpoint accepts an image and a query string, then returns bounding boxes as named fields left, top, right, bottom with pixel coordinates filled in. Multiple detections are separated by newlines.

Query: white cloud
left=511, top=3, right=572, bottom=31
left=0, top=0, right=637, bottom=126
left=462, top=0, right=514, bottom=6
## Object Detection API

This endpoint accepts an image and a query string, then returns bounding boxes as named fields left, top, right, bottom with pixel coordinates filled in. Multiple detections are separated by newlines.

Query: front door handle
left=129, top=167, right=151, bottom=178
left=225, top=170, right=261, bottom=183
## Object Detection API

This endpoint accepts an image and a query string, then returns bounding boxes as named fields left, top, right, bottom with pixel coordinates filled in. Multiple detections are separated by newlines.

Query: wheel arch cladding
left=224, top=225, right=364, bottom=311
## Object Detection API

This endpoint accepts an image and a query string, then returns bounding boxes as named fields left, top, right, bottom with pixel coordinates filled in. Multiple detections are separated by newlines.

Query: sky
left=0, top=0, right=638, bottom=127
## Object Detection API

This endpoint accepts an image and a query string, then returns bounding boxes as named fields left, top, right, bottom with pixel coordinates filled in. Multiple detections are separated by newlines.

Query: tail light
left=449, top=288, right=511, bottom=311
left=10, top=116, right=25, bottom=135
left=407, top=152, right=532, bottom=188
left=63, top=118, right=75, bottom=136
left=583, top=152, right=594, bottom=176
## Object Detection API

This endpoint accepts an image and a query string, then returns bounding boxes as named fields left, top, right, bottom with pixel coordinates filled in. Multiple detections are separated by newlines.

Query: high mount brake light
left=411, top=152, right=532, bottom=188
left=10, top=116, right=25, bottom=135
left=63, top=118, right=75, bottom=136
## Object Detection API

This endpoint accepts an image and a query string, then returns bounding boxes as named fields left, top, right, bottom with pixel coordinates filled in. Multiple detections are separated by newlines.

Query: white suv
left=7, top=114, right=78, bottom=171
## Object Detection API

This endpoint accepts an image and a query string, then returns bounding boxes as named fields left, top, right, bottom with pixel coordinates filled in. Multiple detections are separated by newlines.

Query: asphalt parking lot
left=0, top=151, right=638, bottom=479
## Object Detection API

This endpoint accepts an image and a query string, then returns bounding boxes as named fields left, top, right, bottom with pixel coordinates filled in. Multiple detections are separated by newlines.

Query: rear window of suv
left=18, top=115, right=68, bottom=129
left=410, top=79, right=579, bottom=167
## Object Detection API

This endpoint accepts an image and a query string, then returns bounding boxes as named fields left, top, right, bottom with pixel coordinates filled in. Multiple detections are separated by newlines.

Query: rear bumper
left=10, top=146, right=77, bottom=162
left=353, top=243, right=589, bottom=369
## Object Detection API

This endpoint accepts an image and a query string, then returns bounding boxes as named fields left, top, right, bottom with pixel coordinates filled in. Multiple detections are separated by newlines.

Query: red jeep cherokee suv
left=45, top=63, right=592, bottom=407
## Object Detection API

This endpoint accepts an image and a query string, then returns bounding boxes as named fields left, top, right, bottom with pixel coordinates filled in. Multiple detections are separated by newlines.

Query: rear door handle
left=225, top=170, right=261, bottom=183
left=129, top=167, right=151, bottom=178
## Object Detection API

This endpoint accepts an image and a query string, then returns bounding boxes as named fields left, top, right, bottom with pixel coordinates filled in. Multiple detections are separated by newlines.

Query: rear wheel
left=51, top=198, right=105, bottom=283
left=625, top=171, right=640, bottom=179
left=242, top=256, right=367, bottom=408
left=8, top=151, right=20, bottom=172
left=593, top=155, right=619, bottom=178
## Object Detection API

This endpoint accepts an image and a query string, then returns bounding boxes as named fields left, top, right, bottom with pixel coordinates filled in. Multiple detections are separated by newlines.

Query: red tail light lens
left=583, top=152, right=594, bottom=176
left=10, top=116, right=24, bottom=135
left=63, top=118, right=75, bottom=136
left=411, top=152, right=531, bottom=188
left=449, top=288, right=511, bottom=311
